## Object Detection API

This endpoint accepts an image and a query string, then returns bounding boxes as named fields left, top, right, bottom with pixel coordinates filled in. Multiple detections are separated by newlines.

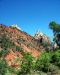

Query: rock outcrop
left=34, top=30, right=51, bottom=44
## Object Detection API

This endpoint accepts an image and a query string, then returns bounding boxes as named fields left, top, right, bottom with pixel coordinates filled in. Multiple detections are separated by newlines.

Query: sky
left=0, top=0, right=60, bottom=40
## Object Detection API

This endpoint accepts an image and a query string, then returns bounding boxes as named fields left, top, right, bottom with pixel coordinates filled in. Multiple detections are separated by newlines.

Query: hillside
left=0, top=24, right=46, bottom=66
left=0, top=24, right=60, bottom=75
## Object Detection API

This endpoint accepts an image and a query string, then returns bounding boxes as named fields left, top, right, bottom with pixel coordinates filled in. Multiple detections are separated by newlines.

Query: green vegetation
left=0, top=50, right=60, bottom=75
left=17, top=50, right=60, bottom=75
left=35, top=52, right=51, bottom=72
left=0, top=50, right=9, bottom=57
left=0, top=58, right=8, bottom=75
left=0, top=35, right=15, bottom=50
left=0, top=22, right=60, bottom=75
left=49, top=21, right=60, bottom=35
left=16, top=46, right=23, bottom=53
left=18, top=52, right=34, bottom=75
left=51, top=50, right=60, bottom=67
left=20, top=50, right=60, bottom=75
left=49, top=21, right=60, bottom=47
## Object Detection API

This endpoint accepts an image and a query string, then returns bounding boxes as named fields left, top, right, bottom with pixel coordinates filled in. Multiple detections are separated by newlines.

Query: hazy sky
left=0, top=0, right=60, bottom=40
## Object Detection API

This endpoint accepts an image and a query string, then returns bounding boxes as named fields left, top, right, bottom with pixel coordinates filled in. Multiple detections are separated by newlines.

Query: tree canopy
left=49, top=21, right=60, bottom=35
left=49, top=21, right=60, bottom=47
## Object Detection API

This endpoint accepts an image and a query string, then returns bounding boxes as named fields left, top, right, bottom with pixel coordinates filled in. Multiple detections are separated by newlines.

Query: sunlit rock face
left=34, top=31, right=43, bottom=39
left=11, top=24, right=22, bottom=30
left=34, top=30, right=51, bottom=44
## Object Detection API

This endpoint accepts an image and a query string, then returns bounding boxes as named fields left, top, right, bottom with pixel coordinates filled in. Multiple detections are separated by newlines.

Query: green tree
left=49, top=21, right=60, bottom=35
left=49, top=21, right=60, bottom=47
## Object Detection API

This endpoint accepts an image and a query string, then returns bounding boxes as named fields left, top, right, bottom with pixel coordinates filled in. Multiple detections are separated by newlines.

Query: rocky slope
left=0, top=24, right=51, bottom=67
left=0, top=24, right=42, bottom=66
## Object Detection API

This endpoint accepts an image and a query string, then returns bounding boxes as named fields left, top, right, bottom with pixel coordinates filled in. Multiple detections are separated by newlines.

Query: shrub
left=51, top=50, right=60, bottom=67
left=0, top=36, right=14, bottom=50
left=8, top=66, right=19, bottom=75
left=48, top=64, right=59, bottom=74
left=0, top=58, right=8, bottom=75
left=23, top=52, right=34, bottom=63
left=0, top=50, right=9, bottom=57
left=16, top=46, right=23, bottom=53
left=35, top=51, right=51, bottom=72
left=18, top=52, right=34, bottom=75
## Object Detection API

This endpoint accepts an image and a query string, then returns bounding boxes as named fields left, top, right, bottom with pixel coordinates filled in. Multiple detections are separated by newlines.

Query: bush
left=18, top=52, right=34, bottom=75
left=23, top=52, right=34, bottom=63
left=8, top=66, right=19, bottom=75
left=35, top=51, right=51, bottom=72
left=51, top=50, right=60, bottom=67
left=0, top=58, right=8, bottom=75
left=48, top=64, right=59, bottom=74
left=0, top=50, right=9, bottom=57
left=0, top=36, right=14, bottom=50
left=16, top=46, right=23, bottom=53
